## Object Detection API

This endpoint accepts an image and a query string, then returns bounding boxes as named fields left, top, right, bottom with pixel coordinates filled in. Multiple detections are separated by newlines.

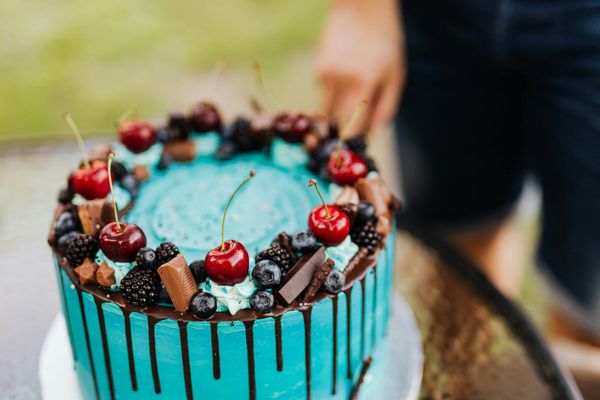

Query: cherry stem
left=63, top=112, right=90, bottom=170
left=340, top=99, right=368, bottom=141
left=253, top=61, right=276, bottom=112
left=207, top=57, right=229, bottom=94
left=308, top=179, right=330, bottom=220
left=116, top=109, right=137, bottom=126
left=220, top=170, right=256, bottom=252
left=107, top=153, right=121, bottom=232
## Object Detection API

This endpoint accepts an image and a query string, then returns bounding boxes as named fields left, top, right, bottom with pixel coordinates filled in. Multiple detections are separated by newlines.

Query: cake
left=48, top=103, right=400, bottom=400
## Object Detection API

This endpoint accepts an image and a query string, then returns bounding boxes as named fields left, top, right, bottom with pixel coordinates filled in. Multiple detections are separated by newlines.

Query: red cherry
left=204, top=240, right=249, bottom=285
left=308, top=205, right=350, bottom=246
left=119, top=120, right=156, bottom=154
left=71, top=160, right=112, bottom=200
left=190, top=102, right=222, bottom=133
left=327, top=149, right=368, bottom=186
left=99, top=222, right=147, bottom=262
left=272, top=113, right=312, bottom=143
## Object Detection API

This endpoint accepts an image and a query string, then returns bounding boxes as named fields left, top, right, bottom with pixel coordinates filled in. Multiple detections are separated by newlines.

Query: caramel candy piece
left=87, top=143, right=112, bottom=162
left=274, top=247, right=326, bottom=306
left=132, top=165, right=150, bottom=182
left=78, top=199, right=111, bottom=236
left=335, top=186, right=359, bottom=206
left=302, top=258, right=335, bottom=303
left=303, top=132, right=320, bottom=153
left=157, top=254, right=198, bottom=312
left=355, top=177, right=388, bottom=217
left=376, top=215, right=392, bottom=236
left=96, top=262, right=116, bottom=287
left=163, top=140, right=196, bottom=162
left=75, top=258, right=99, bottom=285
left=344, top=248, right=369, bottom=278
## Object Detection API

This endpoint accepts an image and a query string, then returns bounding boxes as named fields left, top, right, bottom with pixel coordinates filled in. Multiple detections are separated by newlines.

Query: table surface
left=0, top=141, right=581, bottom=399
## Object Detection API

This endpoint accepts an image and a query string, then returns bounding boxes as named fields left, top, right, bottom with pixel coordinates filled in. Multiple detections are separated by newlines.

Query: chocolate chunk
left=355, top=177, right=388, bottom=217
left=157, top=254, right=198, bottom=312
left=75, top=258, right=99, bottom=285
left=78, top=199, right=111, bottom=236
left=96, top=262, right=115, bottom=287
left=277, top=232, right=297, bottom=265
left=163, top=140, right=196, bottom=162
left=100, top=201, right=117, bottom=225
left=302, top=258, right=335, bottom=303
left=335, top=186, right=359, bottom=206
left=132, top=164, right=150, bottom=182
left=303, top=132, right=320, bottom=153
left=274, top=247, right=326, bottom=306
left=343, top=248, right=369, bottom=278
left=376, top=214, right=392, bottom=236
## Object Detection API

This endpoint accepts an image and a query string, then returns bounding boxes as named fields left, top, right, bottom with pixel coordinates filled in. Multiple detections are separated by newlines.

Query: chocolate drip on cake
left=210, top=322, right=221, bottom=379
left=121, top=309, right=138, bottom=391
left=94, top=297, right=115, bottom=400
left=244, top=321, right=256, bottom=400
left=76, top=288, right=100, bottom=400
left=178, top=321, right=193, bottom=400
left=360, top=277, right=366, bottom=360
left=372, top=266, right=378, bottom=348
left=57, top=268, right=77, bottom=361
left=331, top=297, right=338, bottom=395
left=345, top=288, right=353, bottom=379
left=147, top=317, right=162, bottom=394
left=349, top=357, right=373, bottom=400
left=302, top=308, right=313, bottom=400
left=274, top=316, right=283, bottom=371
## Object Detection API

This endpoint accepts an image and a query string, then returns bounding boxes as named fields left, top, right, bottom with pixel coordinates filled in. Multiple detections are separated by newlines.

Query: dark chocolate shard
left=274, top=247, right=326, bottom=306
left=301, top=258, right=335, bottom=303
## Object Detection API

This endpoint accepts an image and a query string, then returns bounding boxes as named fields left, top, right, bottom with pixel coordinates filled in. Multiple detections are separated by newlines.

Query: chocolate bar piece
left=96, top=262, right=116, bottom=287
left=157, top=254, right=198, bottom=312
left=78, top=199, right=111, bottom=236
left=302, top=258, right=335, bottom=303
left=75, top=258, right=99, bottom=285
left=274, top=247, right=326, bottom=306
left=163, top=140, right=196, bottom=162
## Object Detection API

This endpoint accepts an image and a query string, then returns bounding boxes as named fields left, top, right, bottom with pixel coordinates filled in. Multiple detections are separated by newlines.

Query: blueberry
left=190, top=292, right=217, bottom=318
left=290, top=230, right=318, bottom=254
left=111, top=161, right=128, bottom=181
left=156, top=128, right=174, bottom=144
left=57, top=230, right=80, bottom=254
left=189, top=260, right=208, bottom=283
left=251, top=260, right=282, bottom=289
left=57, top=188, right=73, bottom=204
left=356, top=201, right=376, bottom=225
left=216, top=140, right=237, bottom=161
left=323, top=269, right=345, bottom=294
left=250, top=290, right=275, bottom=313
left=135, top=247, right=158, bottom=270
left=121, top=174, right=139, bottom=197
left=157, top=153, right=174, bottom=170
left=157, top=282, right=172, bottom=304
left=313, top=139, right=338, bottom=163
left=54, top=211, right=81, bottom=237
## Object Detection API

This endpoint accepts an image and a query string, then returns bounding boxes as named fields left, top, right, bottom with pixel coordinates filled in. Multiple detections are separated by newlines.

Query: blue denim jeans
left=396, top=0, right=600, bottom=331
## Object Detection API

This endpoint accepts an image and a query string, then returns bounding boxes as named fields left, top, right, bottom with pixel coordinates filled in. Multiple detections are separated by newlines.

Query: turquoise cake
left=48, top=105, right=400, bottom=400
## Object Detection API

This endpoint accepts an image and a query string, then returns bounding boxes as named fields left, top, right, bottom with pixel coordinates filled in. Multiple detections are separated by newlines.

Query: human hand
left=315, top=0, right=406, bottom=134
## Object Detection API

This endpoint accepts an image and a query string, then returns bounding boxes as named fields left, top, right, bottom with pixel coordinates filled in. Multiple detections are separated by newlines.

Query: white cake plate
left=39, top=295, right=422, bottom=400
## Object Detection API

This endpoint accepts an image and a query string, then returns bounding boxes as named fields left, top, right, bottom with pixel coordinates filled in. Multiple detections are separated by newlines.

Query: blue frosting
left=325, top=236, right=359, bottom=271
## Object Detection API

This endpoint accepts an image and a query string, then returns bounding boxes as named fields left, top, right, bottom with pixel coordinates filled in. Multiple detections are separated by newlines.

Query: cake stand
left=39, top=294, right=422, bottom=400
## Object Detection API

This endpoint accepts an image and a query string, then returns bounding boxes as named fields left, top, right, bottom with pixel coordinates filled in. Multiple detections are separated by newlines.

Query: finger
left=370, top=71, right=402, bottom=130
left=320, top=74, right=338, bottom=117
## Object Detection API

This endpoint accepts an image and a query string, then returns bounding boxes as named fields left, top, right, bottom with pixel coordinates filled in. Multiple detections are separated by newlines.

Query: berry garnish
left=156, top=242, right=180, bottom=266
left=344, top=134, right=368, bottom=154
left=255, top=245, right=294, bottom=272
left=54, top=210, right=81, bottom=238
left=156, top=128, right=175, bottom=144
left=251, top=260, right=282, bottom=289
left=356, top=200, right=376, bottom=225
left=189, top=260, right=208, bottom=283
left=307, top=179, right=350, bottom=246
left=189, top=292, right=218, bottom=318
left=168, top=112, right=192, bottom=140
left=98, top=154, right=147, bottom=262
left=135, top=247, right=158, bottom=270
left=250, top=290, right=275, bottom=314
left=120, top=268, right=161, bottom=307
left=290, top=229, right=318, bottom=254
left=118, top=120, right=156, bottom=154
left=204, top=170, right=255, bottom=285
left=64, top=113, right=112, bottom=200
left=57, top=231, right=80, bottom=255
left=156, top=152, right=174, bottom=170
left=66, top=233, right=99, bottom=267
left=215, top=140, right=237, bottom=161
left=57, top=188, right=74, bottom=204
left=272, top=113, right=312, bottom=143
left=190, top=102, right=222, bottom=133
left=326, top=148, right=368, bottom=186
left=109, top=160, right=128, bottom=181
left=323, top=269, right=345, bottom=294
left=351, top=220, right=382, bottom=254
left=158, top=282, right=173, bottom=304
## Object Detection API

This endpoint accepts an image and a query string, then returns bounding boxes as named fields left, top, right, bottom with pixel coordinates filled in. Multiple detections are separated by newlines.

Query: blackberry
left=363, top=155, right=378, bottom=172
left=110, top=161, right=128, bottom=181
left=65, top=233, right=99, bottom=267
left=120, top=268, right=161, bottom=307
left=350, top=221, right=382, bottom=254
left=156, top=242, right=179, bottom=266
left=255, top=245, right=293, bottom=272
left=344, top=134, right=368, bottom=154
left=57, top=188, right=74, bottom=204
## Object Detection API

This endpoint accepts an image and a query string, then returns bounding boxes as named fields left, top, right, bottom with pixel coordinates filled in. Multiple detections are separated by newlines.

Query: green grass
left=0, top=0, right=326, bottom=140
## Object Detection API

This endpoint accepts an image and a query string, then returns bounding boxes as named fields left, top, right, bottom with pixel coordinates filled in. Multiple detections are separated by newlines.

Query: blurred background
left=0, top=0, right=570, bottom=399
